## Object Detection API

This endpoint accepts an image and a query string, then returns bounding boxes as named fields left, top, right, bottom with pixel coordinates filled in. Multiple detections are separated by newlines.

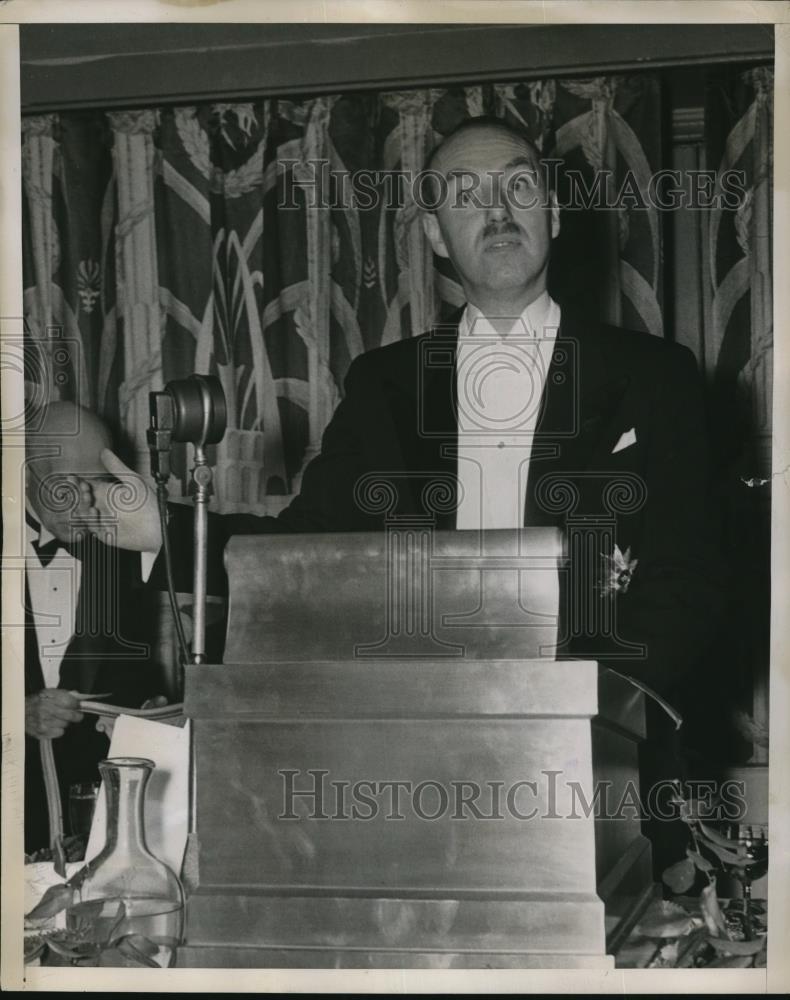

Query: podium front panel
left=178, top=529, right=649, bottom=967
left=182, top=658, right=613, bottom=966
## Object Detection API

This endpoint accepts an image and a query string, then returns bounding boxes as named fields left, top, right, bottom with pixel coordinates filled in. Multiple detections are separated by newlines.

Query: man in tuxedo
left=24, top=402, right=161, bottom=853
left=87, top=116, right=726, bottom=703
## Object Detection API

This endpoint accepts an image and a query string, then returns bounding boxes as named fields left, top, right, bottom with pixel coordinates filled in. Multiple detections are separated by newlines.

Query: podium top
left=223, top=527, right=563, bottom=664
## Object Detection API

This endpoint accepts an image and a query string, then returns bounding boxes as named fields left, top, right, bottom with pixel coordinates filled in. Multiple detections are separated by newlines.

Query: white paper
left=85, top=715, right=190, bottom=878
left=24, top=861, right=83, bottom=928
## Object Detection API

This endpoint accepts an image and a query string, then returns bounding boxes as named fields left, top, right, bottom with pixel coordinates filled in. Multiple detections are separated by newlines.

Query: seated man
left=24, top=401, right=164, bottom=854
left=84, top=116, right=727, bottom=706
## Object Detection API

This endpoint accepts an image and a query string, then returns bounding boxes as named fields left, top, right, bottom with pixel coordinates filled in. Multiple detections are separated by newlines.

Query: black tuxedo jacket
left=161, top=309, right=728, bottom=698
left=25, top=534, right=158, bottom=852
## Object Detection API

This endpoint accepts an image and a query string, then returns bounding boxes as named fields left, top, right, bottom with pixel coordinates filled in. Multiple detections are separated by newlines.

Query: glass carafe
left=66, top=757, right=184, bottom=968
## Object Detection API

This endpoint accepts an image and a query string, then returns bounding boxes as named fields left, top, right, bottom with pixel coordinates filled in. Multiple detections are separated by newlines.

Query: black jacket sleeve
left=580, top=344, right=730, bottom=700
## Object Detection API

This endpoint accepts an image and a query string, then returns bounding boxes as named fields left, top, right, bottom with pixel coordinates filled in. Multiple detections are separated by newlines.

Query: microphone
left=146, top=374, right=228, bottom=675
left=148, top=375, right=227, bottom=483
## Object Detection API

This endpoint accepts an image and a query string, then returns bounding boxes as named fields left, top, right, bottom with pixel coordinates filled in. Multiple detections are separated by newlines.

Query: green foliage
left=25, top=894, right=160, bottom=969
left=634, top=900, right=702, bottom=938
left=698, top=882, right=729, bottom=938
left=707, top=934, right=767, bottom=957
left=646, top=779, right=769, bottom=968
left=662, top=857, right=696, bottom=894
left=686, top=847, right=714, bottom=873
left=25, top=883, right=73, bottom=922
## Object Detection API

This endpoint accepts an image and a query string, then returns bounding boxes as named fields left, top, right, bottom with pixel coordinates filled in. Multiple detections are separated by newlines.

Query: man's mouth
left=484, top=235, right=522, bottom=250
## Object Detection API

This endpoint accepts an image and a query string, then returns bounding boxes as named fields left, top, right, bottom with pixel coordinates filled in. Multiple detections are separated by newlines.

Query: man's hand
left=25, top=690, right=84, bottom=740
left=140, top=695, right=169, bottom=710
left=82, top=449, right=163, bottom=553
left=29, top=473, right=95, bottom=545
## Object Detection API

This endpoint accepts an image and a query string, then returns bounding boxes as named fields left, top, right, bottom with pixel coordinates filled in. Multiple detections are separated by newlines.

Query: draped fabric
left=703, top=65, right=774, bottom=764
left=21, top=74, right=667, bottom=514
left=705, top=65, right=773, bottom=480
left=21, top=67, right=773, bottom=516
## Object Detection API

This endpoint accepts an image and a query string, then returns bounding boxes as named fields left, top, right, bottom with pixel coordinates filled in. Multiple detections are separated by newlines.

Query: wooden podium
left=177, top=530, right=652, bottom=968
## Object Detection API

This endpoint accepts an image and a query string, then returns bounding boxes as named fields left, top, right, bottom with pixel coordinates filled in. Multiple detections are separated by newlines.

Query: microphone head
left=166, top=375, right=227, bottom=446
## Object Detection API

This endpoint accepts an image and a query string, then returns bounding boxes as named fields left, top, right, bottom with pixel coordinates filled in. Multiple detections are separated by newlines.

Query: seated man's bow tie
left=26, top=511, right=61, bottom=567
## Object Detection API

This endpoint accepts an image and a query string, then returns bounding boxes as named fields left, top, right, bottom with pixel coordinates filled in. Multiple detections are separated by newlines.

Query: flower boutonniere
left=600, top=544, right=638, bottom=597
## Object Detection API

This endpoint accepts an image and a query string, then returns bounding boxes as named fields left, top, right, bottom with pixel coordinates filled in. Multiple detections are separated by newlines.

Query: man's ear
left=25, top=461, right=44, bottom=520
left=549, top=189, right=561, bottom=240
left=422, top=211, right=449, bottom=259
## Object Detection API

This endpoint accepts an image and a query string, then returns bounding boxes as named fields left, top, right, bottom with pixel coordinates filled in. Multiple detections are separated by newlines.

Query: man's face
left=423, top=127, right=560, bottom=313
left=26, top=406, right=111, bottom=542
left=26, top=461, right=84, bottom=541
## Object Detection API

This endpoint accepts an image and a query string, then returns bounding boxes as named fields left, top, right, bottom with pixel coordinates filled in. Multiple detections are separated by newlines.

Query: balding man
left=24, top=402, right=160, bottom=853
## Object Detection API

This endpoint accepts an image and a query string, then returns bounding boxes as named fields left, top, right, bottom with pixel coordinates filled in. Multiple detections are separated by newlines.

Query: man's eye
left=512, top=174, right=535, bottom=192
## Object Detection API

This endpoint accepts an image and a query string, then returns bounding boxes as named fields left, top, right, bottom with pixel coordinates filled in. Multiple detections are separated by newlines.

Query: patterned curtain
left=21, top=74, right=666, bottom=515
left=703, top=65, right=773, bottom=764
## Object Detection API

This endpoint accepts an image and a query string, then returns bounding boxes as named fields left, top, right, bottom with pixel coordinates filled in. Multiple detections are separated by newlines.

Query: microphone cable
left=155, top=481, right=192, bottom=673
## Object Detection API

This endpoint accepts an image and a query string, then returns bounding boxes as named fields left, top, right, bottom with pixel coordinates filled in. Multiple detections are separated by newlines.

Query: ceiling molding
left=20, top=23, right=774, bottom=113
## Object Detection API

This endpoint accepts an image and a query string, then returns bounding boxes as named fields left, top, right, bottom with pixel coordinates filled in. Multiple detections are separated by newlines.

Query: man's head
left=422, top=116, right=560, bottom=317
left=26, top=401, right=111, bottom=539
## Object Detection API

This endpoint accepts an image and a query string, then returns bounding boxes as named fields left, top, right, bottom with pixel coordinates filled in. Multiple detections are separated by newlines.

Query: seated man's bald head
left=30, top=401, right=111, bottom=477
left=27, top=402, right=112, bottom=537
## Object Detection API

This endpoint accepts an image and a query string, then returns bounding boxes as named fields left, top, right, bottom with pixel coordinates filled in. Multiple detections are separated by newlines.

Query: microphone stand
left=189, top=445, right=212, bottom=665
left=181, top=444, right=214, bottom=894
left=148, top=374, right=226, bottom=898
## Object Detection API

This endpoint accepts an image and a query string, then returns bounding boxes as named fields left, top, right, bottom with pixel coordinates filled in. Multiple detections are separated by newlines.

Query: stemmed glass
left=731, top=825, right=768, bottom=940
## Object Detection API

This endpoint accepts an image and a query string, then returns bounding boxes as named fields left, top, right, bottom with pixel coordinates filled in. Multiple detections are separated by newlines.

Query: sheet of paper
left=24, top=861, right=83, bottom=927
left=85, top=715, right=190, bottom=878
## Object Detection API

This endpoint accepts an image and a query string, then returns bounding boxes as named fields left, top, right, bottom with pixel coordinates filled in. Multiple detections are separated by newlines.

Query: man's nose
left=486, top=179, right=515, bottom=222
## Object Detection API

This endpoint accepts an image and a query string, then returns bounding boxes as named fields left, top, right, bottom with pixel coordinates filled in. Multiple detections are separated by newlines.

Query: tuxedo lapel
left=388, top=310, right=631, bottom=529
left=24, top=576, right=46, bottom=695
left=418, top=322, right=459, bottom=529
left=524, top=313, right=631, bottom=525
left=381, top=321, right=459, bottom=529
left=59, top=536, right=99, bottom=693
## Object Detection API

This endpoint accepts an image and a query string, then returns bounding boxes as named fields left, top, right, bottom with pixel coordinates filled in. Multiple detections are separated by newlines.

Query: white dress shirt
left=455, top=292, right=561, bottom=530
left=26, top=509, right=155, bottom=689
left=26, top=512, right=81, bottom=689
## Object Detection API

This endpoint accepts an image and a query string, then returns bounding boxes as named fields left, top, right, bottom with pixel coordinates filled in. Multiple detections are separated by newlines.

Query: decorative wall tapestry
left=22, top=74, right=667, bottom=513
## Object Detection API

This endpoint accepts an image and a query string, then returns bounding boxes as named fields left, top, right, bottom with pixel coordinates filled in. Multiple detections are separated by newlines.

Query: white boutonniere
left=600, top=544, right=638, bottom=596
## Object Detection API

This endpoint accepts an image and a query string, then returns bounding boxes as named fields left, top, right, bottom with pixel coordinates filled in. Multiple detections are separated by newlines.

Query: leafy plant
left=631, top=779, right=768, bottom=968
left=25, top=883, right=159, bottom=968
